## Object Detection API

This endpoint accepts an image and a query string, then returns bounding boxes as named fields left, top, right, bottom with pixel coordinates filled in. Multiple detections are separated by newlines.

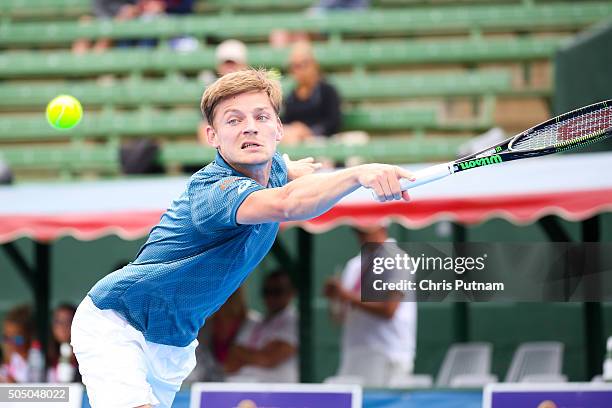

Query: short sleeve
left=340, top=256, right=361, bottom=290
left=270, top=152, right=289, bottom=187
left=188, top=175, right=264, bottom=232
left=265, top=313, right=298, bottom=346
left=235, top=320, right=258, bottom=347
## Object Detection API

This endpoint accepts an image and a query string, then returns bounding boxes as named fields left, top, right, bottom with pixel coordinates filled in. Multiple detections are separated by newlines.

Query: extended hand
left=323, top=278, right=345, bottom=300
left=357, top=164, right=414, bottom=202
left=283, top=154, right=323, bottom=181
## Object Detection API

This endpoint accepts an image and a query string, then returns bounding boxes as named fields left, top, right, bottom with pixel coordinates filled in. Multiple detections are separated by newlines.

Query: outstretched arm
left=236, top=163, right=414, bottom=224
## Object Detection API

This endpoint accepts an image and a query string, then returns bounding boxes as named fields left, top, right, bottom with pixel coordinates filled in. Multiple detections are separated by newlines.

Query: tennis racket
left=399, top=99, right=612, bottom=190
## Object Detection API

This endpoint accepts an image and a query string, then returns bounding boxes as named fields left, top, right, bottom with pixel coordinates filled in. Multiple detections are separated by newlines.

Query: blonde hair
left=200, top=68, right=282, bottom=125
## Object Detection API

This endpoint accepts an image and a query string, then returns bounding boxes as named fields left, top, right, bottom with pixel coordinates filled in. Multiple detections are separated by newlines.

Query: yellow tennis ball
left=46, top=95, right=83, bottom=130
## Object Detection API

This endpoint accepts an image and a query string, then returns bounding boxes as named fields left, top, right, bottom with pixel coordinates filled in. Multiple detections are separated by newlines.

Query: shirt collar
left=214, top=150, right=275, bottom=187
left=214, top=151, right=254, bottom=180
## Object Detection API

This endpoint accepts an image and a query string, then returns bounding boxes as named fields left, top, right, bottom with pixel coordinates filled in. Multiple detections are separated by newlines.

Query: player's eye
left=257, top=114, right=270, bottom=121
left=227, top=118, right=240, bottom=125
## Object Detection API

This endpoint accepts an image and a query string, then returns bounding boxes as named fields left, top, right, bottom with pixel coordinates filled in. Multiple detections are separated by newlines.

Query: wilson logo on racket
left=457, top=154, right=503, bottom=170
left=392, top=100, right=611, bottom=193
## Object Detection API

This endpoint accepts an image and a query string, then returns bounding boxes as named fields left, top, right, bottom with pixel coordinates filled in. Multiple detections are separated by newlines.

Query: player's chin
left=239, top=151, right=273, bottom=165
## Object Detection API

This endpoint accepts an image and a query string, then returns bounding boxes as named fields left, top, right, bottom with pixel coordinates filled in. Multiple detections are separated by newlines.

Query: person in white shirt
left=224, top=269, right=298, bottom=382
left=324, top=225, right=416, bottom=387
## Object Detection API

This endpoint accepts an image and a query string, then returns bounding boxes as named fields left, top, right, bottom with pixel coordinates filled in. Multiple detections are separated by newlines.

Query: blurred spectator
left=269, top=30, right=311, bottom=49
left=134, top=0, right=196, bottom=49
left=73, top=0, right=194, bottom=53
left=185, top=288, right=259, bottom=383
left=196, top=39, right=249, bottom=102
left=224, top=270, right=298, bottom=382
left=0, top=160, right=14, bottom=185
left=47, top=303, right=80, bottom=383
left=73, top=0, right=136, bottom=53
left=216, top=39, right=248, bottom=77
left=281, top=41, right=342, bottom=144
left=119, top=138, right=165, bottom=175
left=211, top=288, right=260, bottom=365
left=0, top=305, right=34, bottom=383
left=183, top=326, right=225, bottom=383
left=324, top=225, right=416, bottom=387
left=310, top=0, right=370, bottom=12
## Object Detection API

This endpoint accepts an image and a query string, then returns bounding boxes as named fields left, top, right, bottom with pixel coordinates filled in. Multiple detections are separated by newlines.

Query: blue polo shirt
left=88, top=152, right=288, bottom=347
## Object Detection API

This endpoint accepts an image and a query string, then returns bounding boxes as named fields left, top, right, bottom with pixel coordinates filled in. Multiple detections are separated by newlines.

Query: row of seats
left=0, top=137, right=470, bottom=173
left=2, top=0, right=546, bottom=19
left=1, top=0, right=314, bottom=19
left=8, top=0, right=576, bottom=18
left=0, top=37, right=565, bottom=77
left=325, top=342, right=566, bottom=388
left=2, top=2, right=610, bottom=45
left=0, top=70, right=526, bottom=108
left=3, top=106, right=479, bottom=141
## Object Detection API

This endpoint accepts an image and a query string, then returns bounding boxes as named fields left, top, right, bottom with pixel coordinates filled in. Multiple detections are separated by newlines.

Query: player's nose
left=242, top=116, right=258, bottom=135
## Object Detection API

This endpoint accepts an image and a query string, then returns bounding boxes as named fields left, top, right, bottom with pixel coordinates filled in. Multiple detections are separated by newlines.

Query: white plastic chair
left=329, top=347, right=432, bottom=388
left=388, top=374, right=433, bottom=389
left=323, top=375, right=365, bottom=385
left=504, top=342, right=566, bottom=383
left=436, top=342, right=498, bottom=388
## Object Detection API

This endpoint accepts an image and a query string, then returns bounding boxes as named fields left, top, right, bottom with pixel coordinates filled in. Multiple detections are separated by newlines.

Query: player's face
left=208, top=91, right=282, bottom=167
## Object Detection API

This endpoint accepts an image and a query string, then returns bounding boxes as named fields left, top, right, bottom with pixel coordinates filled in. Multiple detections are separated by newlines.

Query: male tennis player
left=71, top=68, right=413, bottom=408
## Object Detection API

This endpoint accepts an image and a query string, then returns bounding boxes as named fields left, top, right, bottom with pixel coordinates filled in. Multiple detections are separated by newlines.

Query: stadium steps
left=0, top=37, right=565, bottom=78
left=0, top=70, right=534, bottom=109
left=1, top=3, right=610, bottom=45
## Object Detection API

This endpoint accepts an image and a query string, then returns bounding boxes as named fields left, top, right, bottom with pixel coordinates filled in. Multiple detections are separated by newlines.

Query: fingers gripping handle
left=399, top=163, right=453, bottom=190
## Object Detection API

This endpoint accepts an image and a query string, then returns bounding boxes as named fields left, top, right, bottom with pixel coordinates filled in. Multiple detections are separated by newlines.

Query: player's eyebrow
left=221, top=109, right=245, bottom=117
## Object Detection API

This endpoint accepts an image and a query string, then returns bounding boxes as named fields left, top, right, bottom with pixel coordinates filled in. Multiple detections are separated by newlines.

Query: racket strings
left=511, top=106, right=612, bottom=151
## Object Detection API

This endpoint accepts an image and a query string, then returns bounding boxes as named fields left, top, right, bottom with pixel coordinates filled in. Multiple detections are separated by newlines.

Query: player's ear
left=206, top=125, right=220, bottom=148
left=275, top=116, right=283, bottom=143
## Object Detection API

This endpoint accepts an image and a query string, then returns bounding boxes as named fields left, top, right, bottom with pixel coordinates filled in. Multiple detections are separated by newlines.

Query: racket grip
left=399, top=163, right=452, bottom=190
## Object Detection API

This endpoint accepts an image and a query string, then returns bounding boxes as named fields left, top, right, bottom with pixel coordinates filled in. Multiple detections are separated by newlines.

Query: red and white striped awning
left=1, top=152, right=611, bottom=243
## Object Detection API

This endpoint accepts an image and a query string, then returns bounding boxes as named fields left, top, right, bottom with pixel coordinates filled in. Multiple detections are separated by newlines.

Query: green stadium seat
left=0, top=3, right=610, bottom=45
left=0, top=0, right=90, bottom=20
left=0, top=37, right=565, bottom=78
left=0, top=136, right=471, bottom=172
left=0, top=144, right=119, bottom=172
left=0, top=106, right=460, bottom=142
left=0, top=70, right=523, bottom=109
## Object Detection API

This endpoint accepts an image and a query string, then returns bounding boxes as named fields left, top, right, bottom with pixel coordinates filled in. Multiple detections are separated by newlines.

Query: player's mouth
left=241, top=141, right=263, bottom=150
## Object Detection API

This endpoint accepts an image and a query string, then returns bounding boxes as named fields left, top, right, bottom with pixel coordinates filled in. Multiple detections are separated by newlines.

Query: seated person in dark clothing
left=281, top=41, right=342, bottom=144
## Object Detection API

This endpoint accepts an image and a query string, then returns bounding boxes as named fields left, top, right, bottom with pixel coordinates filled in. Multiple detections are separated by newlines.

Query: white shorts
left=71, top=296, right=197, bottom=408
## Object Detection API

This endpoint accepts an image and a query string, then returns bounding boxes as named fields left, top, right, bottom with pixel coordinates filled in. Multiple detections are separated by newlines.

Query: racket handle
left=399, top=163, right=452, bottom=190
